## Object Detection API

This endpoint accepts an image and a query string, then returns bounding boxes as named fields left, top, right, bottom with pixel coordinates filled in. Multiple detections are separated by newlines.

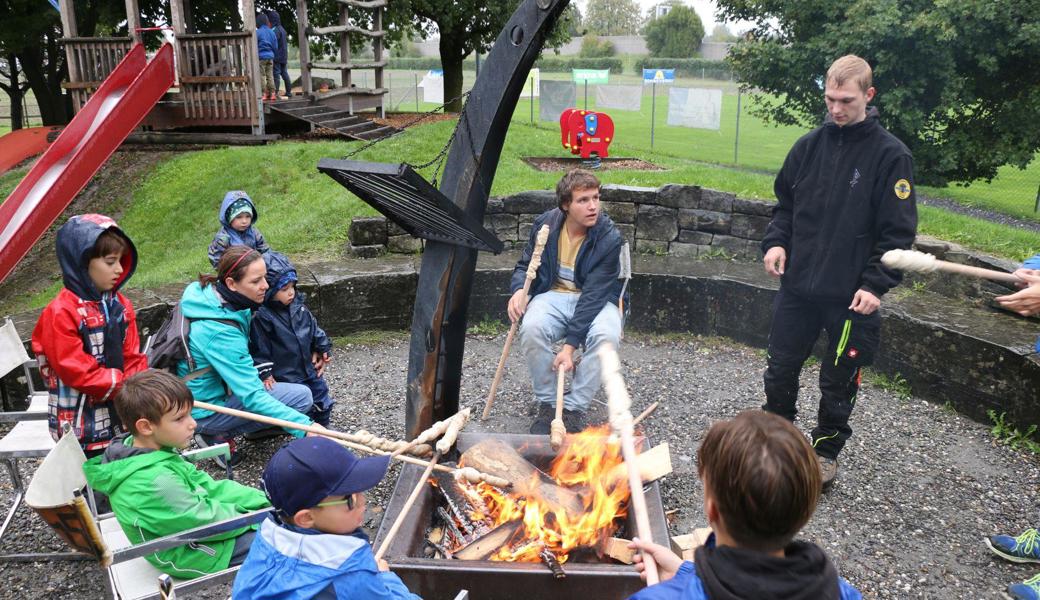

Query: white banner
left=539, top=80, right=576, bottom=122
left=666, top=87, right=723, bottom=131
left=595, top=84, right=643, bottom=112
left=418, top=70, right=444, bottom=104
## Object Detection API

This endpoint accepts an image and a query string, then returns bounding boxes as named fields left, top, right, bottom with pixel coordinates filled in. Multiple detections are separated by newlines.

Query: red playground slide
left=0, top=127, right=62, bottom=175
left=0, top=43, right=175, bottom=284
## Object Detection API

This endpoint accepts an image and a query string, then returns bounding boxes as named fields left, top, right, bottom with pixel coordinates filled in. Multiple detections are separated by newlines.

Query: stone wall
left=348, top=184, right=774, bottom=261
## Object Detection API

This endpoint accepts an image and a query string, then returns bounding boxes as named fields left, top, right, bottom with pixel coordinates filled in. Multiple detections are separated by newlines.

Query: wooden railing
left=176, top=33, right=256, bottom=122
left=62, top=37, right=133, bottom=111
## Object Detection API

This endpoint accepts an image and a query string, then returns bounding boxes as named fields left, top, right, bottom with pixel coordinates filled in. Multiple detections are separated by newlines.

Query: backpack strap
left=181, top=318, right=247, bottom=385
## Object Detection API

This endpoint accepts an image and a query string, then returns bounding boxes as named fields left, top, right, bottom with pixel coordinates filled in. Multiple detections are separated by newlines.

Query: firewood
left=671, top=528, right=713, bottom=561
left=539, top=543, right=566, bottom=579
left=600, top=537, right=636, bottom=564
left=453, top=519, right=523, bottom=560
left=606, top=442, right=673, bottom=487
left=460, top=439, right=584, bottom=516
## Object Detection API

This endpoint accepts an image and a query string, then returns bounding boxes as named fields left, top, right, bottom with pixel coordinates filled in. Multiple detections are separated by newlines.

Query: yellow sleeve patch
left=894, top=179, right=912, bottom=200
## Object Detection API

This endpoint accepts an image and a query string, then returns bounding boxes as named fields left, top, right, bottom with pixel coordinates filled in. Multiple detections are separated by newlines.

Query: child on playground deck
left=208, top=190, right=271, bottom=267
left=83, top=370, right=270, bottom=579
left=627, top=410, right=861, bottom=600
left=249, top=251, right=335, bottom=427
left=232, top=437, right=421, bottom=599
left=31, top=214, right=148, bottom=456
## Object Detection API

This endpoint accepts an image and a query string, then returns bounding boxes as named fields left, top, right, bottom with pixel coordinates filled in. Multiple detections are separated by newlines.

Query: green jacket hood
left=179, top=281, right=252, bottom=327
left=84, top=435, right=181, bottom=496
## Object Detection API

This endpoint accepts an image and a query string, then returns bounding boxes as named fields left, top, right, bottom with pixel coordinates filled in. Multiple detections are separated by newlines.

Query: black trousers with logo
left=762, top=287, right=881, bottom=460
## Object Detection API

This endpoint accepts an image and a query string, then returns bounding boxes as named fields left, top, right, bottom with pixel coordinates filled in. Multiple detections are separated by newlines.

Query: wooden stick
left=436, top=407, right=471, bottom=454
left=374, top=452, right=440, bottom=561
left=882, top=249, right=1022, bottom=284
left=483, top=225, right=551, bottom=420
left=633, top=401, right=660, bottom=428
left=598, top=345, right=660, bottom=586
left=192, top=400, right=512, bottom=488
left=550, top=367, right=566, bottom=450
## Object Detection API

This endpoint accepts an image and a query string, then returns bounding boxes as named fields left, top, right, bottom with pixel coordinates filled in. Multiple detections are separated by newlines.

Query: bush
left=535, top=56, right=624, bottom=73
left=387, top=57, right=477, bottom=71
left=634, top=57, right=731, bottom=80
left=579, top=35, right=616, bottom=58
left=644, top=5, right=705, bottom=58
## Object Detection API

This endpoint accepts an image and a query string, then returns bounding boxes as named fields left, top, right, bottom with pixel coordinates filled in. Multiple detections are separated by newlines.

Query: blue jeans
left=195, top=382, right=313, bottom=438
left=519, top=291, right=623, bottom=412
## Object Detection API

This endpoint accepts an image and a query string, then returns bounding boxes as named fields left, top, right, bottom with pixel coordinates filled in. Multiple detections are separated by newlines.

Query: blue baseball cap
left=261, top=437, right=391, bottom=518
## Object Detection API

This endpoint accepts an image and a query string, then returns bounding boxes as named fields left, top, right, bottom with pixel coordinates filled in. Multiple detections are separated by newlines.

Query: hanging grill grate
left=318, top=159, right=504, bottom=254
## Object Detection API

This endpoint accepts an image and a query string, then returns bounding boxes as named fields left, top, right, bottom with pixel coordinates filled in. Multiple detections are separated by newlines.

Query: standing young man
left=508, top=169, right=625, bottom=434
left=760, top=55, right=918, bottom=490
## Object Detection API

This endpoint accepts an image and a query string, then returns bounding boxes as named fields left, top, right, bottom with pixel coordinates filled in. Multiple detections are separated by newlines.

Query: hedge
left=634, top=57, right=731, bottom=80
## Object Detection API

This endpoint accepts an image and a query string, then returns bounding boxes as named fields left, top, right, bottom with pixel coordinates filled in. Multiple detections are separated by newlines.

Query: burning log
left=460, top=439, right=583, bottom=516
left=599, top=537, right=636, bottom=564
left=539, top=544, right=566, bottom=579
left=453, top=520, right=523, bottom=560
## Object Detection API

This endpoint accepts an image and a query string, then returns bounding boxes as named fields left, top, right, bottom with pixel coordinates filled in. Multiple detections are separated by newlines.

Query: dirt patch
left=0, top=149, right=182, bottom=314
left=373, top=112, right=456, bottom=130
left=523, top=156, right=665, bottom=172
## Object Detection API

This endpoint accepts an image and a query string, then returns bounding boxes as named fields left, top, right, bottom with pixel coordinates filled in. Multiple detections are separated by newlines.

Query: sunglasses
left=316, top=494, right=356, bottom=510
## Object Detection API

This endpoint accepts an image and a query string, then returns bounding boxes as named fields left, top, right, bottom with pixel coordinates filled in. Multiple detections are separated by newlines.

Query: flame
left=459, top=425, right=630, bottom=563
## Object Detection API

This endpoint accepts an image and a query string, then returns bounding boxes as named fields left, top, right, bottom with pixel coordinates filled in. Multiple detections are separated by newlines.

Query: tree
left=392, top=1, right=574, bottom=112
left=717, top=0, right=1040, bottom=186
left=644, top=4, right=704, bottom=58
left=705, top=23, right=738, bottom=43
left=584, top=0, right=641, bottom=36
left=0, top=54, right=29, bottom=130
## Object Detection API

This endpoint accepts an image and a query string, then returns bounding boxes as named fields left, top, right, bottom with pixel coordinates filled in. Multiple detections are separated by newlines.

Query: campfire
left=374, top=431, right=671, bottom=600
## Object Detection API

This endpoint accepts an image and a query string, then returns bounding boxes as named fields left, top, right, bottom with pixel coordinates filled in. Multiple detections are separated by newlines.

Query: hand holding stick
left=550, top=367, right=566, bottom=450
left=882, top=249, right=1023, bottom=284
left=483, top=224, right=551, bottom=420
left=375, top=407, right=469, bottom=561
left=599, top=345, right=660, bottom=586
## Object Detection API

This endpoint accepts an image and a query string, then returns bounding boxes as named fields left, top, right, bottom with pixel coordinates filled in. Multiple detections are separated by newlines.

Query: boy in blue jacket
left=249, top=252, right=335, bottom=426
left=208, top=191, right=271, bottom=268
left=232, top=437, right=421, bottom=600
left=628, top=410, right=861, bottom=600
left=256, top=12, right=277, bottom=100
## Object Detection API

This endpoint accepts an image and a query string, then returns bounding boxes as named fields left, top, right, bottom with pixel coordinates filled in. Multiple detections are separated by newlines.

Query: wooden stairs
left=268, top=98, right=398, bottom=141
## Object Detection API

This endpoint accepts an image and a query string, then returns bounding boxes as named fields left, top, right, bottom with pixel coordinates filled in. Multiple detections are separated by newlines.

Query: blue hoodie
left=208, top=191, right=271, bottom=268
left=257, top=23, right=277, bottom=61
left=176, top=281, right=311, bottom=435
left=249, top=252, right=333, bottom=410
left=268, top=11, right=289, bottom=64
left=233, top=518, right=420, bottom=600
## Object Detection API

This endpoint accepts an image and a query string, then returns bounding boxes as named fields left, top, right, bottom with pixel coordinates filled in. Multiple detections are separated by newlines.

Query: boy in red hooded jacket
left=31, top=214, right=147, bottom=456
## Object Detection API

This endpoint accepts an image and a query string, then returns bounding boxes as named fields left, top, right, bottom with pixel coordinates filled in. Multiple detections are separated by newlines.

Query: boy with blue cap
left=232, top=437, right=421, bottom=600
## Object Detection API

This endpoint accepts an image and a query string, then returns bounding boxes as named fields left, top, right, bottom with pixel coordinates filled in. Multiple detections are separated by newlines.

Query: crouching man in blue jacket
left=508, top=169, right=625, bottom=434
left=628, top=411, right=861, bottom=600
left=232, top=437, right=421, bottom=600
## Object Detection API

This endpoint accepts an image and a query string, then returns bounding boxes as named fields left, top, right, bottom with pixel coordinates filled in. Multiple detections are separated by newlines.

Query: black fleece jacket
left=510, top=208, right=623, bottom=348
left=761, top=108, right=918, bottom=302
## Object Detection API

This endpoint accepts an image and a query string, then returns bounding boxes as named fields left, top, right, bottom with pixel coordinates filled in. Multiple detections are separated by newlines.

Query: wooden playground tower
left=56, top=0, right=389, bottom=137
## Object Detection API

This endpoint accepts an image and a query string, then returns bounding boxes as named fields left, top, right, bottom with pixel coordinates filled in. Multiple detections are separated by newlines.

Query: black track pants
left=762, top=288, right=881, bottom=460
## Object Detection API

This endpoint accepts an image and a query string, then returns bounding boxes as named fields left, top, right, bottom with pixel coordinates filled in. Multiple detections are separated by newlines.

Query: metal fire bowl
left=373, top=432, right=671, bottom=600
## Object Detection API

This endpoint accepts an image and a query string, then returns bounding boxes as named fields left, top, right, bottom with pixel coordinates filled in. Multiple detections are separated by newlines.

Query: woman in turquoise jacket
left=178, top=246, right=316, bottom=457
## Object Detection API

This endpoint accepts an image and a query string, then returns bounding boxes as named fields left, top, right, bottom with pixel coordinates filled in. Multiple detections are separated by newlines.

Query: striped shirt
left=551, top=226, right=586, bottom=293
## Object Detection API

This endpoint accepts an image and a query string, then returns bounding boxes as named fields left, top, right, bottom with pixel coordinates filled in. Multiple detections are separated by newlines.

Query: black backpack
left=145, top=303, right=237, bottom=381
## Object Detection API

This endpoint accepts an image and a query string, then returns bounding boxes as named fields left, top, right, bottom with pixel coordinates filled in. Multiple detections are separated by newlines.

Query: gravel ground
left=1, top=330, right=1038, bottom=599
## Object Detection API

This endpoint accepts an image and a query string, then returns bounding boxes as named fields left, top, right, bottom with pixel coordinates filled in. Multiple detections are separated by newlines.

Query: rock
left=657, top=184, right=702, bottom=209
left=518, top=220, right=534, bottom=242
left=711, top=234, right=747, bottom=258
left=730, top=214, right=772, bottom=240
left=678, top=230, right=713, bottom=245
left=602, top=201, right=637, bottom=224
left=679, top=209, right=730, bottom=235
left=912, top=237, right=951, bottom=258
left=636, top=205, right=679, bottom=241
left=387, top=234, right=422, bottom=254
left=348, top=244, right=385, bottom=258
left=485, top=197, right=506, bottom=214
left=601, top=184, right=657, bottom=206
left=616, top=223, right=636, bottom=247
left=670, top=242, right=707, bottom=258
left=349, top=217, right=388, bottom=246
left=636, top=239, right=669, bottom=255
left=698, top=188, right=735, bottom=212
left=732, top=197, right=774, bottom=217
left=387, top=220, right=408, bottom=237
left=504, top=190, right=556, bottom=214
left=485, top=213, right=520, bottom=241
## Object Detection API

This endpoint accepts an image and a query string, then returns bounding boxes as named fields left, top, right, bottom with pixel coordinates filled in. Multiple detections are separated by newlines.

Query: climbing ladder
left=268, top=98, right=397, bottom=140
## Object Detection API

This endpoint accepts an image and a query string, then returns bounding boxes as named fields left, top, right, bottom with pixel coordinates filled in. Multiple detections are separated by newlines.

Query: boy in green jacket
left=84, top=369, right=270, bottom=579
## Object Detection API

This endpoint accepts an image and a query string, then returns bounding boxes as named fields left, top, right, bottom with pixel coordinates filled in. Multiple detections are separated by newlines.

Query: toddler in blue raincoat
left=249, top=251, right=336, bottom=426
left=208, top=191, right=271, bottom=267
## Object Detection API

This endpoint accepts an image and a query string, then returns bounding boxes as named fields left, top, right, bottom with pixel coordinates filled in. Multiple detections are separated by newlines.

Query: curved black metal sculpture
left=404, top=0, right=570, bottom=437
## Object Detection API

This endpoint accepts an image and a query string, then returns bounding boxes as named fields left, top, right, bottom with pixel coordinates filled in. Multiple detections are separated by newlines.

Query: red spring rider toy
left=559, top=108, right=614, bottom=160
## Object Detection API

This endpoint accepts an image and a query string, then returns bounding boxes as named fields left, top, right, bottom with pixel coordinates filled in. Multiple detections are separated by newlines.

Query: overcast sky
left=571, top=0, right=748, bottom=31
